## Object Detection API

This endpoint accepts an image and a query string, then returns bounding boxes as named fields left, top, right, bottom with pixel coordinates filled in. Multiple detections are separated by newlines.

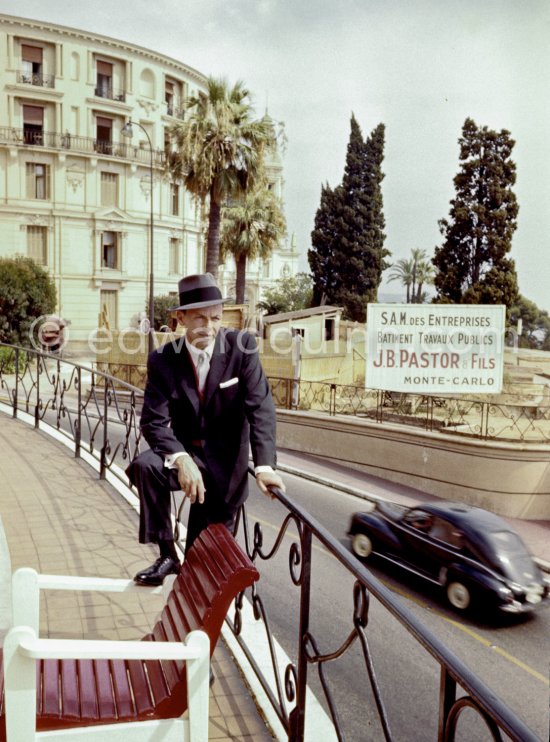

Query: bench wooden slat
left=77, top=660, right=99, bottom=720
left=151, top=623, right=180, bottom=693
left=60, top=659, right=80, bottom=719
left=141, top=636, right=171, bottom=710
left=126, top=660, right=155, bottom=716
left=109, top=660, right=135, bottom=719
left=93, top=660, right=116, bottom=720
left=42, top=659, right=60, bottom=717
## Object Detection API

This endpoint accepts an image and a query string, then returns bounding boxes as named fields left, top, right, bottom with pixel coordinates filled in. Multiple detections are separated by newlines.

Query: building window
left=95, top=116, right=113, bottom=155
left=325, top=318, right=335, bottom=341
left=101, top=231, right=119, bottom=270
left=96, top=60, right=113, bottom=98
left=100, top=172, right=118, bottom=206
left=21, top=44, right=43, bottom=84
left=27, top=226, right=47, bottom=265
left=23, top=105, right=44, bottom=145
left=26, top=163, right=50, bottom=199
left=169, top=238, right=180, bottom=274
left=170, top=183, right=179, bottom=216
left=165, top=80, right=175, bottom=115
left=263, top=260, right=270, bottom=278
left=100, top=289, right=118, bottom=330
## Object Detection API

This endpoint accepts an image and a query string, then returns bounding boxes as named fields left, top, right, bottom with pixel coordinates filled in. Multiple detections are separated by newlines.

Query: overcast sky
left=4, top=1, right=549, bottom=311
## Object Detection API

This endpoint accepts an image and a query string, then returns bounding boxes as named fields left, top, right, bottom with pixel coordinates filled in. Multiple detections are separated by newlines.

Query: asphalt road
left=243, top=471, right=549, bottom=741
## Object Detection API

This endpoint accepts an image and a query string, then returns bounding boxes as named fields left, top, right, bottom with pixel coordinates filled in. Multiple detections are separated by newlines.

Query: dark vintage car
left=348, top=501, right=550, bottom=613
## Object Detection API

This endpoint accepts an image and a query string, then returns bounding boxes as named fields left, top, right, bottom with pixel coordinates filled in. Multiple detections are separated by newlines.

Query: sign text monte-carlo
left=365, top=304, right=506, bottom=394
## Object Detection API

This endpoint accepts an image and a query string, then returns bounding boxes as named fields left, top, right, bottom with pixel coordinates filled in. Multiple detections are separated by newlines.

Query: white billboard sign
left=365, top=304, right=505, bottom=394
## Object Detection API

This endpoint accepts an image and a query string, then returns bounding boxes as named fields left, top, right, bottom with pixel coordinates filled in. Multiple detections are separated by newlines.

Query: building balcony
left=0, top=126, right=166, bottom=167
left=165, top=101, right=185, bottom=119
left=16, top=70, right=55, bottom=88
left=94, top=85, right=126, bottom=103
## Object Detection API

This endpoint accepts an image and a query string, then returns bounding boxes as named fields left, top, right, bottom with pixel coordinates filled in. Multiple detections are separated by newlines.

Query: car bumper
left=499, top=596, right=550, bottom=614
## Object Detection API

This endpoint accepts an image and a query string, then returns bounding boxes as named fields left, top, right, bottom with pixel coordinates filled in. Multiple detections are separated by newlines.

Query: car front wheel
left=446, top=580, right=471, bottom=610
left=352, top=532, right=373, bottom=559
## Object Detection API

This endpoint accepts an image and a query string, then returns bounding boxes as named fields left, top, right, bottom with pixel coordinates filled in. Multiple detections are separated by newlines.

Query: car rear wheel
left=352, top=532, right=373, bottom=559
left=446, top=580, right=471, bottom=611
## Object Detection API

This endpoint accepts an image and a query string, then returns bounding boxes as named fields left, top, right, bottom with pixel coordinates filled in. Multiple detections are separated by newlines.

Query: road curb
left=276, top=462, right=550, bottom=574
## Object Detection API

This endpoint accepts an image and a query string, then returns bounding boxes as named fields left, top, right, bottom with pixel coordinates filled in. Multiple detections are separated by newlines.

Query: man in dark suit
left=127, top=273, right=284, bottom=586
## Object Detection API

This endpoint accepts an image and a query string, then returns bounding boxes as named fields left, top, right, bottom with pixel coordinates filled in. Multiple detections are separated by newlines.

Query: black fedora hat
left=169, top=273, right=229, bottom=311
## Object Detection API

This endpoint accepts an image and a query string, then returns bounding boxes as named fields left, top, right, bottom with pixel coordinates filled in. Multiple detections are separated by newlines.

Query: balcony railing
left=16, top=70, right=55, bottom=88
left=94, top=85, right=126, bottom=103
left=0, top=342, right=541, bottom=741
left=0, top=126, right=166, bottom=167
left=166, top=101, right=185, bottom=119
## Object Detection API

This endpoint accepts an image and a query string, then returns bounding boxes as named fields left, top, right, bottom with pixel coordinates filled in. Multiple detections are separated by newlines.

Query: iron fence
left=0, top=343, right=543, bottom=740
left=0, top=126, right=166, bottom=167
left=268, top=376, right=550, bottom=443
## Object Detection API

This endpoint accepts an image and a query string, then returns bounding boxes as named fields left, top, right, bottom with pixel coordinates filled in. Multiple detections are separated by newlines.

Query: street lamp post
left=121, top=118, right=155, bottom=353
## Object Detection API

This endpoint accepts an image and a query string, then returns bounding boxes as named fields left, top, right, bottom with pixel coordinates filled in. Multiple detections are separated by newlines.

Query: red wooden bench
left=0, top=524, right=259, bottom=741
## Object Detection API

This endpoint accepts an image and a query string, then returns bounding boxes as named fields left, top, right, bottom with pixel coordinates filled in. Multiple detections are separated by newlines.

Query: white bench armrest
left=13, top=627, right=209, bottom=662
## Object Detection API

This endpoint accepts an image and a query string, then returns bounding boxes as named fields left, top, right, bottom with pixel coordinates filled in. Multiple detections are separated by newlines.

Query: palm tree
left=387, top=258, right=414, bottom=302
left=220, top=172, right=286, bottom=304
left=387, top=249, right=434, bottom=303
left=167, top=77, right=276, bottom=278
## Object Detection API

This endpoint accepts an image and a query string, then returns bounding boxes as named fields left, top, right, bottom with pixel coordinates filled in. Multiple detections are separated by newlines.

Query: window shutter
left=23, top=105, right=44, bottom=125
left=22, top=45, right=43, bottom=63
left=25, top=163, right=34, bottom=198
left=97, top=61, right=112, bottom=76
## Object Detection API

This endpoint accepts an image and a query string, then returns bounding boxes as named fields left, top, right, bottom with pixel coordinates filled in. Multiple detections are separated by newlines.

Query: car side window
left=428, top=518, right=464, bottom=548
left=403, top=510, right=433, bottom=534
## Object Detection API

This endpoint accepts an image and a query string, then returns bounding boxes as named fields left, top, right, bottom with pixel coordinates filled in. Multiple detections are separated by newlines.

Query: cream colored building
left=0, top=14, right=298, bottom=345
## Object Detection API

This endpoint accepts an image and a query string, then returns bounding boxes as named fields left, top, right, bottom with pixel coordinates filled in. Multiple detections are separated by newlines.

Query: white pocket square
left=219, top=377, right=239, bottom=389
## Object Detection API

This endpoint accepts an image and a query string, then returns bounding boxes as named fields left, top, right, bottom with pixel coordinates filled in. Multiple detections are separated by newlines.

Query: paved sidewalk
left=0, top=415, right=274, bottom=741
left=276, top=448, right=550, bottom=569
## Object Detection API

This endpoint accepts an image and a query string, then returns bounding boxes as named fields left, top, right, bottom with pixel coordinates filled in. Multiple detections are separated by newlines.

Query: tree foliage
left=387, top=248, right=434, bottom=303
left=256, top=272, right=313, bottom=315
left=508, top=295, right=550, bottom=350
left=220, top=164, right=286, bottom=304
left=167, top=77, right=276, bottom=278
left=433, top=118, right=519, bottom=308
left=308, top=116, right=389, bottom=322
left=0, top=256, right=57, bottom=345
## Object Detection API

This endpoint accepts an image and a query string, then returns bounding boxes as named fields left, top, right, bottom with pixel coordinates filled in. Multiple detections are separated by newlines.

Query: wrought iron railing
left=268, top=376, right=550, bottom=443
left=0, top=344, right=542, bottom=741
left=0, top=127, right=166, bottom=167
left=94, top=85, right=126, bottom=102
left=89, top=362, right=550, bottom=443
left=16, top=70, right=55, bottom=88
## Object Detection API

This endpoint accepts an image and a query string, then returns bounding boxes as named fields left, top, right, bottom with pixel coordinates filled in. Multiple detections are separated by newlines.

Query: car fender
left=348, top=512, right=401, bottom=553
left=445, top=561, right=504, bottom=594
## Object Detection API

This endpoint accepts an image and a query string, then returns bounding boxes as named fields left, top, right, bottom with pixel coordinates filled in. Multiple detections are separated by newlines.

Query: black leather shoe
left=134, top=556, right=180, bottom=586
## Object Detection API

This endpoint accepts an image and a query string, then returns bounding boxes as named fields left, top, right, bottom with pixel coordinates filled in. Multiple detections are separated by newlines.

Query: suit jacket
left=139, top=328, right=277, bottom=510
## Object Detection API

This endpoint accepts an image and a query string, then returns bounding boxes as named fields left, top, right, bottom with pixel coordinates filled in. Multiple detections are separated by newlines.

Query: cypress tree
left=309, top=116, right=389, bottom=322
left=433, top=118, right=519, bottom=307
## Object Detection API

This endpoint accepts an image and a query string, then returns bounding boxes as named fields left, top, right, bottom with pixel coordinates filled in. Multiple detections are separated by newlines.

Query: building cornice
left=0, top=13, right=208, bottom=86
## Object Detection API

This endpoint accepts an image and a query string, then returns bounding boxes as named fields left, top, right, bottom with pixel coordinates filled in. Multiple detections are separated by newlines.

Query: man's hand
left=256, top=471, right=285, bottom=498
left=175, top=456, right=205, bottom=504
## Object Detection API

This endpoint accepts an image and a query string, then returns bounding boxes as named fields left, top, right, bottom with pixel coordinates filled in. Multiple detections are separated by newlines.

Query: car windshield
left=483, top=530, right=536, bottom=581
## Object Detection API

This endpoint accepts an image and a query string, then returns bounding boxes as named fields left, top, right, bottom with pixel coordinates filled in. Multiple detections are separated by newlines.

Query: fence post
left=34, top=353, right=40, bottom=429
left=13, top=347, right=19, bottom=419
left=289, top=525, right=312, bottom=742
left=75, top=366, right=82, bottom=458
left=100, top=377, right=108, bottom=479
